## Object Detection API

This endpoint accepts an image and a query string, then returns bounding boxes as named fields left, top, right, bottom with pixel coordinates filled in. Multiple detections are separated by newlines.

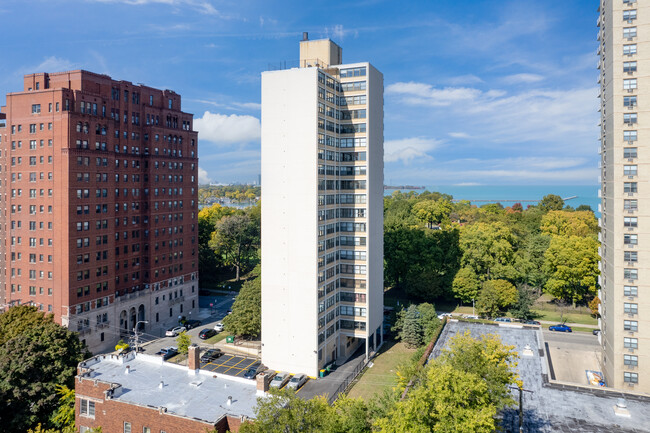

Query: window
left=623, top=27, right=637, bottom=39
left=624, top=251, right=637, bottom=262
left=624, top=320, right=638, bottom=332
left=624, top=96, right=637, bottom=107
left=124, top=422, right=131, bottom=433
left=624, top=182, right=637, bottom=193
left=624, top=147, right=637, bottom=159
left=143, top=428, right=151, bottom=433
left=624, top=217, right=638, bottom=227
left=623, top=78, right=637, bottom=90
left=624, top=10, right=637, bottom=21
left=624, top=61, right=637, bottom=73
left=624, top=165, right=638, bottom=176
left=624, top=354, right=638, bottom=366
left=624, top=234, right=638, bottom=245
left=624, top=303, right=638, bottom=314
left=31, top=104, right=41, bottom=114
left=624, top=130, right=637, bottom=141
left=624, top=372, right=638, bottom=384
left=624, top=113, right=637, bottom=124
left=623, top=200, right=638, bottom=210
left=80, top=399, right=95, bottom=418
left=624, top=285, right=638, bottom=296
left=624, top=337, right=638, bottom=349
left=624, top=44, right=637, bottom=56
left=624, top=268, right=638, bottom=280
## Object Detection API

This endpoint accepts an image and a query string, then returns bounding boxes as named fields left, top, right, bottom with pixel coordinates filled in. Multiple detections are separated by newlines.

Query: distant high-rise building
left=260, top=36, right=384, bottom=377
left=0, top=70, right=200, bottom=353
left=599, top=0, right=649, bottom=392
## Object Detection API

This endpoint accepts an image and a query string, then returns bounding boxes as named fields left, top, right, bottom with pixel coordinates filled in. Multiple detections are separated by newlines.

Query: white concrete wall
left=261, top=68, right=320, bottom=377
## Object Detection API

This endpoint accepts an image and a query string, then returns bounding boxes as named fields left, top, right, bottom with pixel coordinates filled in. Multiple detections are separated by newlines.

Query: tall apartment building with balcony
left=0, top=70, right=199, bottom=354
left=599, top=0, right=650, bottom=393
left=261, top=37, right=384, bottom=377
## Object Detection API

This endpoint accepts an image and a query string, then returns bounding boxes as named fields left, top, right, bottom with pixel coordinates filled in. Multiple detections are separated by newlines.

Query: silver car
left=286, top=373, right=307, bottom=390
left=270, top=371, right=291, bottom=389
left=165, top=326, right=186, bottom=337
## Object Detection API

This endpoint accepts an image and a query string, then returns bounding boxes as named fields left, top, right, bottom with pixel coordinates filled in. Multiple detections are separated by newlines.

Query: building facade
left=0, top=70, right=199, bottom=354
left=261, top=37, right=384, bottom=377
left=599, top=0, right=650, bottom=393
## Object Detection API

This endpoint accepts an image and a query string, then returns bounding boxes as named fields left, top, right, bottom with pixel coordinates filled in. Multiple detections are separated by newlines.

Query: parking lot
left=201, top=353, right=260, bottom=378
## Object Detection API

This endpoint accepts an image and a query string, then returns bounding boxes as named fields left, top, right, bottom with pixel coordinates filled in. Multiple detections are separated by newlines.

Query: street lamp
left=472, top=298, right=475, bottom=317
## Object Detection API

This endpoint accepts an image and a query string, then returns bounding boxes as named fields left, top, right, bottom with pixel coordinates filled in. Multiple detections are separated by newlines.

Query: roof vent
left=125, top=365, right=130, bottom=375
left=614, top=398, right=631, bottom=418
left=227, top=396, right=233, bottom=406
left=302, top=32, right=309, bottom=41
left=159, top=381, right=164, bottom=389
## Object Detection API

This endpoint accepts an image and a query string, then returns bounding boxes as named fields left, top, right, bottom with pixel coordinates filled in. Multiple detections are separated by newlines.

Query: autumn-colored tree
left=540, top=210, right=598, bottom=238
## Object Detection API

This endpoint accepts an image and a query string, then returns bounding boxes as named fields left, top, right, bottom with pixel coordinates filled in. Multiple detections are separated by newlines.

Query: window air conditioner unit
left=627, top=37, right=634, bottom=41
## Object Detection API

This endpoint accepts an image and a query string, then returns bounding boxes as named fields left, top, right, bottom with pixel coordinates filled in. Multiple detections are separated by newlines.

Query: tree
left=0, top=306, right=90, bottom=432
left=239, top=388, right=332, bottom=433
left=538, top=194, right=564, bottom=212
left=540, top=210, right=598, bottom=237
left=475, top=279, right=518, bottom=318
left=198, top=204, right=235, bottom=287
left=452, top=266, right=480, bottom=303
left=399, top=305, right=424, bottom=348
left=416, top=303, right=441, bottom=342
left=176, top=331, right=191, bottom=355
left=589, top=296, right=601, bottom=318
left=459, top=222, right=518, bottom=282
left=508, top=285, right=536, bottom=321
left=223, top=269, right=261, bottom=338
left=543, top=235, right=600, bottom=304
left=412, top=198, right=452, bottom=228
left=576, top=204, right=593, bottom=212
left=324, top=397, right=373, bottom=433
left=209, top=211, right=259, bottom=281
left=376, top=332, right=518, bottom=433
left=52, top=385, right=75, bottom=431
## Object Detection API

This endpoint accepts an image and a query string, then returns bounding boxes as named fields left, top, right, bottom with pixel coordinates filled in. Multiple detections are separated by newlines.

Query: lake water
left=385, top=185, right=601, bottom=217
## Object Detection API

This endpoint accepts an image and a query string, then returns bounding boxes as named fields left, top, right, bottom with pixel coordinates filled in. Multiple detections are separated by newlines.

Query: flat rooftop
left=431, top=321, right=650, bottom=433
left=80, top=353, right=258, bottom=423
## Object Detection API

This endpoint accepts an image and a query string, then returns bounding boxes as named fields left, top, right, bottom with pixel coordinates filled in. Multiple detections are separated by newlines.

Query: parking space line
left=222, top=357, right=248, bottom=374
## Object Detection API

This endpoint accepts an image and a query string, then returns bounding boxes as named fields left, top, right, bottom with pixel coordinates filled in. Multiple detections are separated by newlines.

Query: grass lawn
left=347, top=339, right=416, bottom=401
left=533, top=310, right=597, bottom=326
left=203, top=332, right=228, bottom=345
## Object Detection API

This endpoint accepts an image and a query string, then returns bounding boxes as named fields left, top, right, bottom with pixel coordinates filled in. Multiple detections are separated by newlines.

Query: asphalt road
left=542, top=329, right=599, bottom=348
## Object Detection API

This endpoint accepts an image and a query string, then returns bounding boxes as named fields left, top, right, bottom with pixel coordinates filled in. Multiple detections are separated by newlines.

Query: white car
left=165, top=326, right=186, bottom=337
left=270, top=372, right=291, bottom=389
left=286, top=374, right=308, bottom=390
left=437, top=312, right=452, bottom=320
left=214, top=322, right=224, bottom=332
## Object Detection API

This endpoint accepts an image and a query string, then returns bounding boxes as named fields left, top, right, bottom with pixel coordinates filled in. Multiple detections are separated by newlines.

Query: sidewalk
left=539, top=319, right=598, bottom=329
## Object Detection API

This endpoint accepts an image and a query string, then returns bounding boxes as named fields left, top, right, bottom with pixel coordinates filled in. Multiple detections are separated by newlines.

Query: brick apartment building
left=0, top=70, right=200, bottom=353
left=75, top=345, right=260, bottom=432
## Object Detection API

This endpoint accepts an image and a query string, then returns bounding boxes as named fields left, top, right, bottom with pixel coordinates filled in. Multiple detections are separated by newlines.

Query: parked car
left=494, top=317, right=512, bottom=323
left=549, top=324, right=573, bottom=332
left=214, top=322, right=224, bottom=332
left=464, top=315, right=479, bottom=320
left=199, top=328, right=217, bottom=340
left=525, top=320, right=541, bottom=326
left=593, top=329, right=601, bottom=336
left=165, top=326, right=186, bottom=337
left=184, top=319, right=202, bottom=330
left=437, top=312, right=452, bottom=320
left=226, top=309, right=233, bottom=315
left=155, top=347, right=178, bottom=360
left=270, top=372, right=291, bottom=389
left=243, top=362, right=263, bottom=379
left=200, top=348, right=222, bottom=363
left=286, top=374, right=308, bottom=390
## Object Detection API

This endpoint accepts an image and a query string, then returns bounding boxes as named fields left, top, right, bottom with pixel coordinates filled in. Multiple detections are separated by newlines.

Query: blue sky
left=0, top=0, right=599, bottom=185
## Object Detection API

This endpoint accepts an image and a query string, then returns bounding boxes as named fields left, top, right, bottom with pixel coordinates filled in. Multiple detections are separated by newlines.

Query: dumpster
left=319, top=369, right=326, bottom=378
left=226, top=335, right=235, bottom=343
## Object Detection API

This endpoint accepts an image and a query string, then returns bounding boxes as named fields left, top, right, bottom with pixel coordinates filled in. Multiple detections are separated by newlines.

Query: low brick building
left=75, top=345, right=269, bottom=432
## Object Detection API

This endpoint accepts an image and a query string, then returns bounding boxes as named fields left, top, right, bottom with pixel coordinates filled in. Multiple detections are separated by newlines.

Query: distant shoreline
left=384, top=185, right=425, bottom=190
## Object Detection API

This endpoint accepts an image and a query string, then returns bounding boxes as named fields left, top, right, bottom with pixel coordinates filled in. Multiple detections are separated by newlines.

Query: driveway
left=543, top=329, right=602, bottom=384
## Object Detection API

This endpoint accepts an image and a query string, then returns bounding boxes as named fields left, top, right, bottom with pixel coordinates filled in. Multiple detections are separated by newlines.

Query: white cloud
left=502, top=73, right=545, bottom=84
left=448, top=132, right=470, bottom=139
left=386, top=82, right=483, bottom=107
left=194, top=111, right=261, bottom=145
left=30, top=56, right=75, bottom=73
left=446, top=74, right=484, bottom=85
left=384, top=137, right=442, bottom=163
left=198, top=167, right=212, bottom=184
left=90, top=0, right=222, bottom=16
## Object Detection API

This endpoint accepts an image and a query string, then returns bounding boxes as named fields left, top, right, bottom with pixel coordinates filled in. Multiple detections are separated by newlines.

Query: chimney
left=302, top=32, right=309, bottom=41
left=188, top=344, right=200, bottom=375
left=256, top=371, right=274, bottom=396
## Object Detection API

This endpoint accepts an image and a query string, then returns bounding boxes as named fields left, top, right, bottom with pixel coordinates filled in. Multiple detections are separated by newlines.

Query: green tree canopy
left=452, top=266, right=480, bottom=303
left=223, top=268, right=261, bottom=338
left=412, top=198, right=453, bottom=228
left=538, top=194, right=564, bottom=212
left=209, top=210, right=260, bottom=281
left=476, top=279, right=518, bottom=318
left=540, top=210, right=598, bottom=238
left=176, top=331, right=191, bottom=354
left=543, top=235, right=600, bottom=304
left=0, top=306, right=90, bottom=432
left=459, top=222, right=518, bottom=282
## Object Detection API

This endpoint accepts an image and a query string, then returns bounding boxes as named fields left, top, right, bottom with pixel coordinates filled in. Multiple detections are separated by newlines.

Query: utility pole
left=131, top=320, right=149, bottom=353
